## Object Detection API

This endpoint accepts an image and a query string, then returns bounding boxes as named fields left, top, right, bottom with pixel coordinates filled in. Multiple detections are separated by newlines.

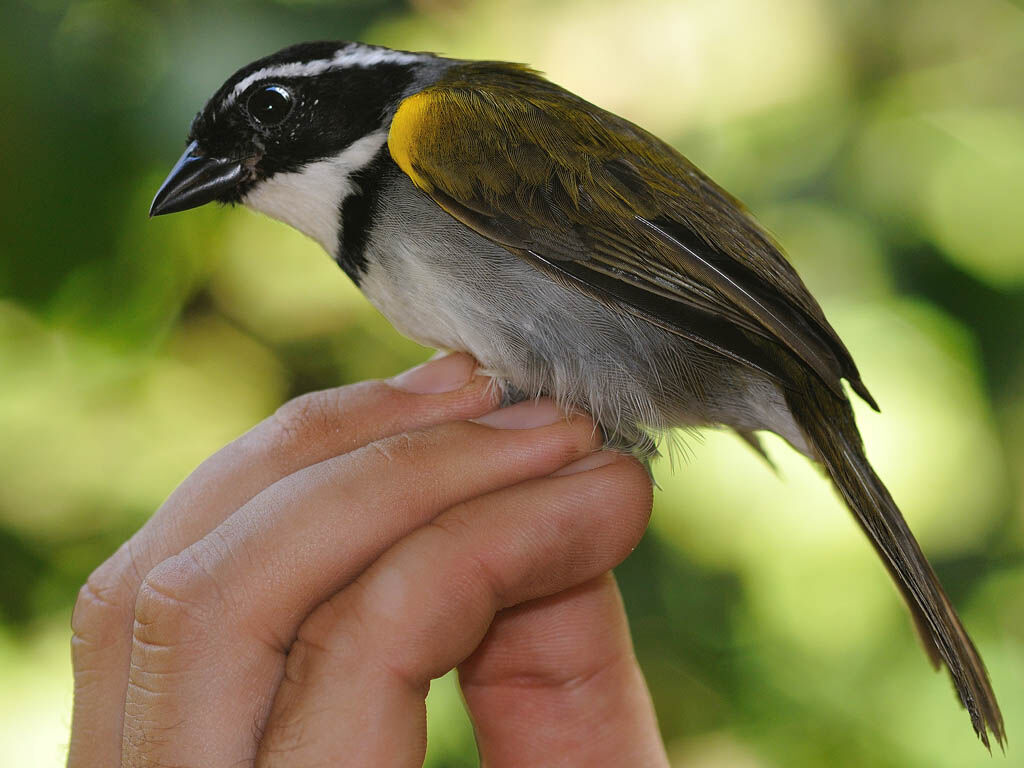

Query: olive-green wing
left=388, top=62, right=875, bottom=406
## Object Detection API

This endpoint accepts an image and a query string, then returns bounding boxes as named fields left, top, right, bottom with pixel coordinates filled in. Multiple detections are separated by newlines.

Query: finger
left=461, top=574, right=669, bottom=767
left=120, top=402, right=602, bottom=767
left=254, top=452, right=653, bottom=767
left=68, top=353, right=496, bottom=768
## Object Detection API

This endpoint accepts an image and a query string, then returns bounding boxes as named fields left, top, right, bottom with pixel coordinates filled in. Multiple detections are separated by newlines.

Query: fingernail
left=473, top=400, right=563, bottom=429
left=550, top=451, right=618, bottom=477
left=391, top=353, right=474, bottom=394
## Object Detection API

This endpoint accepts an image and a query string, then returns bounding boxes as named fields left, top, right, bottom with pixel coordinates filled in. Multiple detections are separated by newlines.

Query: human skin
left=67, top=352, right=669, bottom=767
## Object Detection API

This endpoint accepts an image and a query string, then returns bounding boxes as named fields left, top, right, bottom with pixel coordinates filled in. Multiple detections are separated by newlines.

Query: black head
left=150, top=41, right=427, bottom=216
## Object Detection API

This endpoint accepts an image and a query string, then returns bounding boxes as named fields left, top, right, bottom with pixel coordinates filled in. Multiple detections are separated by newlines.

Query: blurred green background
left=2, top=0, right=1023, bottom=765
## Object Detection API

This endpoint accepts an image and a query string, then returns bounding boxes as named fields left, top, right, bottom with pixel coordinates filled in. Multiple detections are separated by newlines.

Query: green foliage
left=1, top=0, right=1021, bottom=765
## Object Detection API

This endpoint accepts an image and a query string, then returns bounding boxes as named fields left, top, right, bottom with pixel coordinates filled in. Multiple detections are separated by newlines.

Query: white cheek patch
left=243, top=131, right=387, bottom=257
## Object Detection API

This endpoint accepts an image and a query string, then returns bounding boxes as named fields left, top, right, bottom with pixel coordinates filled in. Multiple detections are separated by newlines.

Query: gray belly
left=360, top=180, right=807, bottom=457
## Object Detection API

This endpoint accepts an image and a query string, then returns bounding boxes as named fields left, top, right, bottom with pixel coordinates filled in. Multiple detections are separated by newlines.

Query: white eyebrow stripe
left=227, top=47, right=424, bottom=104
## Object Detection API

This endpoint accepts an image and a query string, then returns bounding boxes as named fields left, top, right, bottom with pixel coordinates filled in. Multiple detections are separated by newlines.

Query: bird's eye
left=247, top=85, right=293, bottom=126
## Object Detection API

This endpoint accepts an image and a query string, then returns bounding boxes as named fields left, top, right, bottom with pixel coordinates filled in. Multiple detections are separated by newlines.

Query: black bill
left=149, top=141, right=246, bottom=217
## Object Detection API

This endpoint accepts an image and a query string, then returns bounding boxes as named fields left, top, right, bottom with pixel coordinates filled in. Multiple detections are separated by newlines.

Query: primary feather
left=389, top=62, right=877, bottom=407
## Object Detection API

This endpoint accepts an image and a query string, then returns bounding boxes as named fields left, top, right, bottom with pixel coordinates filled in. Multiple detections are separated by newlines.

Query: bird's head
left=149, top=41, right=437, bottom=253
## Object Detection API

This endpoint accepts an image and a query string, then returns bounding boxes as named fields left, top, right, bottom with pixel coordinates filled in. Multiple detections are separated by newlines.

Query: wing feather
left=388, top=62, right=877, bottom=407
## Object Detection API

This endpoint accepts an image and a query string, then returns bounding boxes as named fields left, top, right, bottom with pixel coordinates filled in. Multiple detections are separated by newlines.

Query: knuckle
left=271, top=380, right=389, bottom=447
left=271, top=390, right=338, bottom=447
left=260, top=379, right=421, bottom=478
left=364, top=428, right=437, bottom=466
left=132, top=554, right=221, bottom=649
left=71, top=546, right=143, bottom=661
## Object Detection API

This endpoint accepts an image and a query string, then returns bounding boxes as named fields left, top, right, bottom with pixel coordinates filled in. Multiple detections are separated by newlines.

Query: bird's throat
left=242, top=130, right=388, bottom=259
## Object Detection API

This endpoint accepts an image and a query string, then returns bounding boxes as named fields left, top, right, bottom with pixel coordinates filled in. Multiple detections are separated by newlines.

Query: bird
left=150, top=40, right=1004, bottom=747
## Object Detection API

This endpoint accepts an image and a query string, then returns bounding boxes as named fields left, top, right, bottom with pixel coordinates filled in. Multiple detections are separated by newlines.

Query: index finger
left=68, top=353, right=497, bottom=768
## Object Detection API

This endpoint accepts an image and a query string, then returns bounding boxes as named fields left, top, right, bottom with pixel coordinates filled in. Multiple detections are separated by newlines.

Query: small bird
left=151, top=40, right=1004, bottom=746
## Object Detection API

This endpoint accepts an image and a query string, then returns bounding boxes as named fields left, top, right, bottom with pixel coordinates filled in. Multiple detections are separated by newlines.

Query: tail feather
left=785, top=378, right=1005, bottom=749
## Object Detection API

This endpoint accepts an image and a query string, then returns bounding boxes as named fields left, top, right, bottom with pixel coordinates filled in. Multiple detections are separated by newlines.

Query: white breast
left=358, top=232, right=509, bottom=358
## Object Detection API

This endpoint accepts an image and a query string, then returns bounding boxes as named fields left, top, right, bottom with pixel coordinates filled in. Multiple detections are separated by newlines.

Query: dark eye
left=247, top=85, right=293, bottom=126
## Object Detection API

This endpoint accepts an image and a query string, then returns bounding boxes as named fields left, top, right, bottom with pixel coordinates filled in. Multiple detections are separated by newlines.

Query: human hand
left=68, top=353, right=667, bottom=767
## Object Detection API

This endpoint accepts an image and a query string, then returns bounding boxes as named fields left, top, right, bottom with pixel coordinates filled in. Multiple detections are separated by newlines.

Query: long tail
left=785, top=376, right=1005, bottom=749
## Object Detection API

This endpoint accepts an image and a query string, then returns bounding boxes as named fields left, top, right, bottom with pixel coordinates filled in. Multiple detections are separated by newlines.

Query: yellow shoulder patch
left=388, top=90, right=435, bottom=191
